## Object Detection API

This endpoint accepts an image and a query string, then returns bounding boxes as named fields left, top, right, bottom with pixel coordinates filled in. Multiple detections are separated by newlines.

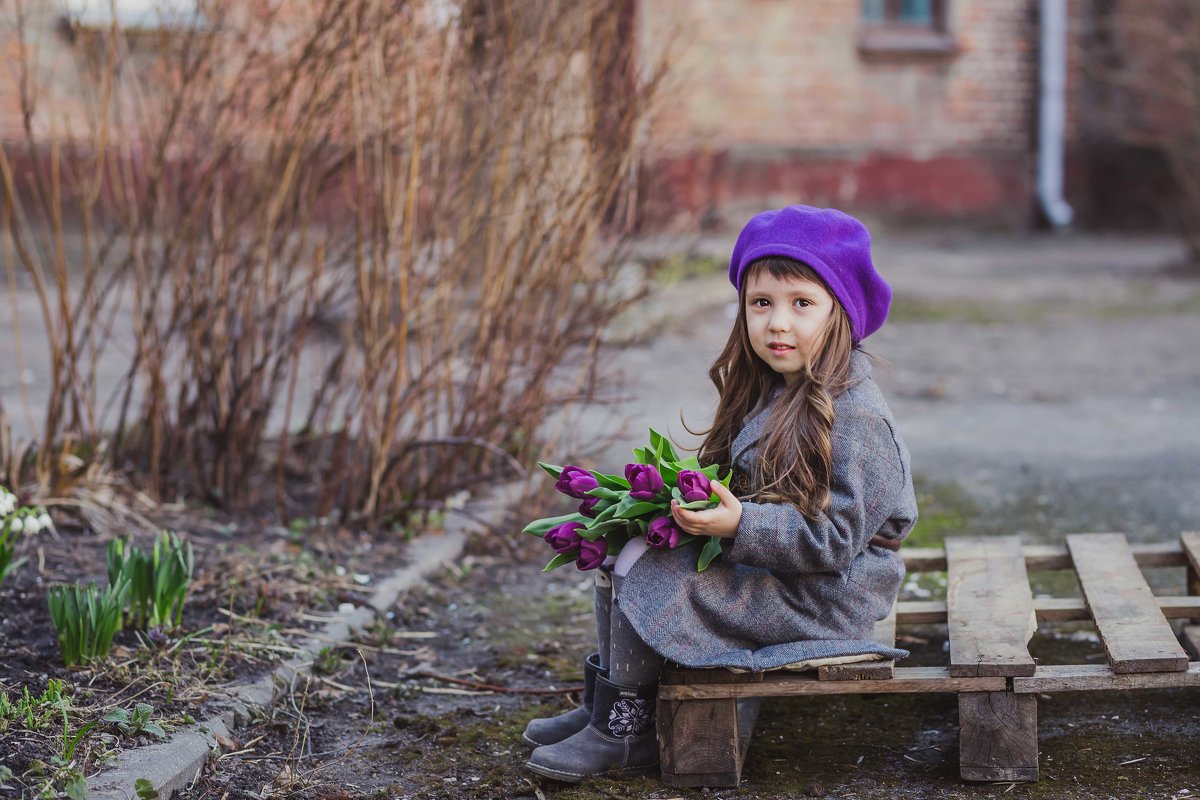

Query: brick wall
left=636, top=0, right=1045, bottom=228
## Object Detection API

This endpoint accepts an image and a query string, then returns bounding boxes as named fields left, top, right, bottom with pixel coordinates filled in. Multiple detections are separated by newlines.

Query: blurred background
left=1, top=0, right=1197, bottom=534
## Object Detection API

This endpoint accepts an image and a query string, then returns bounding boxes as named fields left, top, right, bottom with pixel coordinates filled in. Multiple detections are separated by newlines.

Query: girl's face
left=744, top=270, right=835, bottom=385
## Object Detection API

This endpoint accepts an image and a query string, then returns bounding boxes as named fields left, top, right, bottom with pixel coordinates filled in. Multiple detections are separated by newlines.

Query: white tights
left=613, top=535, right=650, bottom=577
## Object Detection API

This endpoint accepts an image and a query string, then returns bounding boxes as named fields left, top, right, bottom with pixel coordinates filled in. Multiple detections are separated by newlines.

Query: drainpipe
left=1038, top=0, right=1074, bottom=227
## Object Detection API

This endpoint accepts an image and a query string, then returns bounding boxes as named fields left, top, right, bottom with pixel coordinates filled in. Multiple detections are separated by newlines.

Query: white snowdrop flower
left=8, top=517, right=22, bottom=533
left=22, top=515, right=40, bottom=534
left=352, top=573, right=371, bottom=585
left=38, top=513, right=52, bottom=530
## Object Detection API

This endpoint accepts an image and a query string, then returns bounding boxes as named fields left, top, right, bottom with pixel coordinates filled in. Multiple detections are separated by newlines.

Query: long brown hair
left=696, top=257, right=855, bottom=517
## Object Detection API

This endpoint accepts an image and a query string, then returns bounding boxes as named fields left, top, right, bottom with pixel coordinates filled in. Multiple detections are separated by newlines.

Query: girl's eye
left=794, top=298, right=811, bottom=308
left=751, top=298, right=769, bottom=308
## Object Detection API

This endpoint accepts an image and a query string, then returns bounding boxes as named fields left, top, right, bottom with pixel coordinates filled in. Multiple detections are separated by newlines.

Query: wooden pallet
left=656, top=531, right=1200, bottom=788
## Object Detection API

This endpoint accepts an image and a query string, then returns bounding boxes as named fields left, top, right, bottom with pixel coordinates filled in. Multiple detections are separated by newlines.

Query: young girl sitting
left=523, top=204, right=918, bottom=783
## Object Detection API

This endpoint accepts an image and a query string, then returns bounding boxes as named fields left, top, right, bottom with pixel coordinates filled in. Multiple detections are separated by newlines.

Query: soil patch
left=178, top=543, right=1200, bottom=800
left=0, top=506, right=417, bottom=798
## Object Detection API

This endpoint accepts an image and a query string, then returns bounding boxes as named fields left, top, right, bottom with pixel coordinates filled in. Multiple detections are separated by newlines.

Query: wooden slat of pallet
left=1012, top=662, right=1200, bottom=693
left=902, top=541, right=1186, bottom=573
left=1183, top=627, right=1200, bottom=661
left=1182, top=532, right=1200, bottom=595
left=893, top=595, right=1200, bottom=625
left=818, top=603, right=896, bottom=681
left=657, top=696, right=737, bottom=786
left=945, top=536, right=1037, bottom=677
left=958, top=692, right=1039, bottom=782
left=1066, top=533, right=1189, bottom=674
left=657, top=667, right=1007, bottom=699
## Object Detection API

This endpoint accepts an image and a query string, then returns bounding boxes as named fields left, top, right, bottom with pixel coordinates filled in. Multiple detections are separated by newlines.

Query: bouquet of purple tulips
left=523, top=429, right=730, bottom=573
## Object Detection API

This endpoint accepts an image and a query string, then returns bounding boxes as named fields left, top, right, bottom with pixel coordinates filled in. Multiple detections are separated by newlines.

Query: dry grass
left=0, top=0, right=663, bottom=530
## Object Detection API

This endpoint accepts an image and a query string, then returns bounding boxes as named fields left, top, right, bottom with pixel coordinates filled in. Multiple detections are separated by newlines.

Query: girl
left=524, top=205, right=918, bottom=783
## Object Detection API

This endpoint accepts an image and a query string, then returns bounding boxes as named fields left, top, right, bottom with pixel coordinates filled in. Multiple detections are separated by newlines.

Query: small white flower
left=38, top=513, right=52, bottom=530
left=8, top=517, right=22, bottom=533
left=22, top=515, right=40, bottom=534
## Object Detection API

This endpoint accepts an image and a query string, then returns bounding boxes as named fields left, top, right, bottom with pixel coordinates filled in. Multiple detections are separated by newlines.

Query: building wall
left=637, top=0, right=1047, bottom=228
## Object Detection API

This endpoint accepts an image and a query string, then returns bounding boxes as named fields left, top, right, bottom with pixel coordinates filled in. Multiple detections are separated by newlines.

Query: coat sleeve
left=725, top=411, right=909, bottom=574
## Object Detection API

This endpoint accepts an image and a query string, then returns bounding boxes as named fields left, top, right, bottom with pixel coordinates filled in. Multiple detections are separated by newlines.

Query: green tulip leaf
left=616, top=501, right=665, bottom=519
left=538, top=462, right=564, bottom=480
left=591, top=504, right=619, bottom=524
left=697, top=536, right=725, bottom=572
left=606, top=529, right=631, bottom=555
left=650, top=428, right=680, bottom=462
left=522, top=513, right=585, bottom=536
left=542, top=553, right=576, bottom=572
left=582, top=519, right=626, bottom=538
left=676, top=455, right=701, bottom=470
left=659, top=463, right=680, bottom=487
left=594, top=472, right=630, bottom=490
left=700, top=464, right=722, bottom=479
left=677, top=499, right=718, bottom=511
left=585, top=487, right=623, bottom=501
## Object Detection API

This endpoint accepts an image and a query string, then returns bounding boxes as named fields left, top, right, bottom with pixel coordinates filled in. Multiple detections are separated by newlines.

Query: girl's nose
left=768, top=310, right=791, bottom=332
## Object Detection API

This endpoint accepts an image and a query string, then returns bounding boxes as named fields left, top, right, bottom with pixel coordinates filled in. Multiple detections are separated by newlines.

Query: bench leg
left=658, top=696, right=745, bottom=788
left=958, top=691, right=1039, bottom=782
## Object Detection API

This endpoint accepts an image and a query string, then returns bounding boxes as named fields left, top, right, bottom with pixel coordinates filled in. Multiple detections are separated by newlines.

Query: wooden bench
left=656, top=531, right=1200, bottom=787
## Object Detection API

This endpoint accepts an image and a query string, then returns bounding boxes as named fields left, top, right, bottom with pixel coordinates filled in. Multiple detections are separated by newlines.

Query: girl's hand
left=671, top=479, right=741, bottom=539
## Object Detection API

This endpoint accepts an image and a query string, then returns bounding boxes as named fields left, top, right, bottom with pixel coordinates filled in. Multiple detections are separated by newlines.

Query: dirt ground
left=0, top=508, right=410, bottom=798
left=175, top=229, right=1200, bottom=799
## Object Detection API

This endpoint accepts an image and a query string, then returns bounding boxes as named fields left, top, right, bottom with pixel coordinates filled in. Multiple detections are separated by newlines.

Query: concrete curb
left=86, top=481, right=529, bottom=799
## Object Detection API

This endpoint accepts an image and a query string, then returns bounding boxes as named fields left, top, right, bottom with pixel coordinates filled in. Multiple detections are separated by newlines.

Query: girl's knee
left=613, top=536, right=650, bottom=577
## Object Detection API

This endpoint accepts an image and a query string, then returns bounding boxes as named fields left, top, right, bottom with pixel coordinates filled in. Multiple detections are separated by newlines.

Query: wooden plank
left=658, top=659, right=764, bottom=787
left=1012, top=662, right=1200, bottom=693
left=893, top=596, right=1200, bottom=625
left=1182, top=532, right=1200, bottom=596
left=657, top=697, right=739, bottom=787
left=819, top=603, right=896, bottom=681
left=1067, top=533, right=1189, bottom=674
left=902, top=541, right=1186, bottom=573
left=657, top=667, right=1006, bottom=699
left=1182, top=627, right=1200, bottom=661
left=735, top=697, right=761, bottom=768
left=945, top=536, right=1037, bottom=677
left=958, top=692, right=1039, bottom=782
left=660, top=663, right=763, bottom=686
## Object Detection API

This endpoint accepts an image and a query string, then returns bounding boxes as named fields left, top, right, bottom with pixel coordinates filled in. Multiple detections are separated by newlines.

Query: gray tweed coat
left=618, top=351, right=917, bottom=670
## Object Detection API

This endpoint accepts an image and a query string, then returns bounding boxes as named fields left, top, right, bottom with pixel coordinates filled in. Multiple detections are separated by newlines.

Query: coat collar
left=729, top=350, right=872, bottom=468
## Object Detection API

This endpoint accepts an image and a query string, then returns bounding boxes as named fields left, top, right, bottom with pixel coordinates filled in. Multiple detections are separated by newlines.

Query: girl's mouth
left=767, top=343, right=795, bottom=353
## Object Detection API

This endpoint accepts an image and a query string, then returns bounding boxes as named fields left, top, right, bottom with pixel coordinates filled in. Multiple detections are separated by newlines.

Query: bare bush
left=0, top=0, right=662, bottom=528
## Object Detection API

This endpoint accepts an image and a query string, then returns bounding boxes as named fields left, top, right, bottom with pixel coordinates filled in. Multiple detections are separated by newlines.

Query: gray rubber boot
left=521, top=652, right=603, bottom=747
left=524, top=672, right=659, bottom=783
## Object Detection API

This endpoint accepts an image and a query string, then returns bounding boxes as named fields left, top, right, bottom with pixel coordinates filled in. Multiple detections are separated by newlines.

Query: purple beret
left=728, top=205, right=892, bottom=342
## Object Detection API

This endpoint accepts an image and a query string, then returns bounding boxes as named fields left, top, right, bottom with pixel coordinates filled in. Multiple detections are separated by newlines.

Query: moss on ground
left=889, top=285, right=1200, bottom=325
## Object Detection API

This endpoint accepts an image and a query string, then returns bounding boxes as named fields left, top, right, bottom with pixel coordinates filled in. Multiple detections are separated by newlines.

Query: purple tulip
left=676, top=470, right=712, bottom=503
left=576, top=537, right=608, bottom=571
left=624, top=464, right=664, bottom=501
left=645, top=515, right=684, bottom=550
left=578, top=496, right=600, bottom=518
left=545, top=521, right=585, bottom=555
left=555, top=466, right=599, bottom=499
